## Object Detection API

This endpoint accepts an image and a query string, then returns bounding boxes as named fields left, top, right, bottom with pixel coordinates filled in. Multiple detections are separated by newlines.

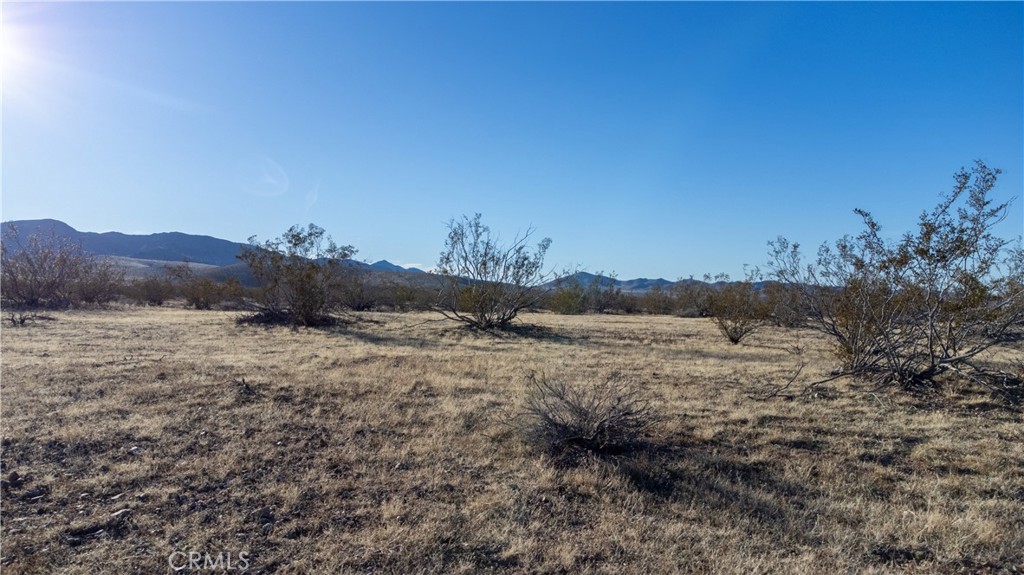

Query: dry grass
left=1, top=307, right=1022, bottom=574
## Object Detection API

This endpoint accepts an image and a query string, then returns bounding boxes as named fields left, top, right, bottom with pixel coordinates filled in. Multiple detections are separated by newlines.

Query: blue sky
left=2, top=2, right=1021, bottom=279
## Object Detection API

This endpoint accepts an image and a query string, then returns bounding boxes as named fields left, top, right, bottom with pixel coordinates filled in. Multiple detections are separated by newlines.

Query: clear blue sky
left=3, top=1, right=1021, bottom=279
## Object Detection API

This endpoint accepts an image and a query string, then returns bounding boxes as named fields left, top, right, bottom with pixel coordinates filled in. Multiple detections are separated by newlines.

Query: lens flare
left=1, top=21, right=32, bottom=81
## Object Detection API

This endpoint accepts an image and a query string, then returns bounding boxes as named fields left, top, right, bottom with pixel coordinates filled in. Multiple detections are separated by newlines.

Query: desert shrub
left=640, top=285, right=676, bottom=315
left=549, top=289, right=587, bottom=315
left=547, top=278, right=588, bottom=315
left=514, top=372, right=658, bottom=464
left=1, top=224, right=125, bottom=308
left=769, top=161, right=1024, bottom=394
left=585, top=271, right=622, bottom=313
left=73, top=260, right=125, bottom=305
left=125, top=276, right=177, bottom=306
left=704, top=270, right=770, bottom=344
left=336, top=264, right=376, bottom=311
left=546, top=271, right=627, bottom=314
left=167, top=262, right=240, bottom=310
left=238, top=224, right=355, bottom=326
left=435, top=214, right=554, bottom=330
left=377, top=282, right=435, bottom=312
left=614, top=292, right=642, bottom=314
left=762, top=281, right=806, bottom=327
left=672, top=279, right=711, bottom=317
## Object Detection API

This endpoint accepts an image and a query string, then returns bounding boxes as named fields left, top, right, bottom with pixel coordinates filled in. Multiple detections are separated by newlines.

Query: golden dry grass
left=1, top=307, right=1022, bottom=574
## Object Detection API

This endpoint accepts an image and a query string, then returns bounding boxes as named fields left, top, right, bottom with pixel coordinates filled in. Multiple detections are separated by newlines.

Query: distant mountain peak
left=1, top=219, right=428, bottom=274
left=2, top=219, right=247, bottom=266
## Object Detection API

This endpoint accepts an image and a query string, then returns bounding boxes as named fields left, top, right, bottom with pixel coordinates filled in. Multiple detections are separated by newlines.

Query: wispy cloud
left=241, top=155, right=290, bottom=198
left=304, top=180, right=320, bottom=216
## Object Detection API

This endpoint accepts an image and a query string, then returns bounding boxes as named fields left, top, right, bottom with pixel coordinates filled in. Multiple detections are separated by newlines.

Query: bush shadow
left=484, top=322, right=583, bottom=345
left=613, top=438, right=827, bottom=547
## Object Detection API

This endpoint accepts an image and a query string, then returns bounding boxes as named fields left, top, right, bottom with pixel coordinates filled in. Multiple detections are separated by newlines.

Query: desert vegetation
left=703, top=270, right=770, bottom=345
left=238, top=224, right=356, bottom=326
left=769, top=161, right=1024, bottom=399
left=166, top=261, right=244, bottom=311
left=513, top=372, right=659, bottom=465
left=1, top=308, right=1022, bottom=574
left=1, top=224, right=124, bottom=309
left=2, top=163, right=1023, bottom=573
left=547, top=272, right=626, bottom=316
left=435, top=214, right=555, bottom=330
left=122, top=275, right=177, bottom=307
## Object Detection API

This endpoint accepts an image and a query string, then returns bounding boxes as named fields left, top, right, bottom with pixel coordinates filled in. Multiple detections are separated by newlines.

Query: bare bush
left=514, top=372, right=658, bottom=463
left=769, top=161, right=1024, bottom=395
left=1, top=224, right=124, bottom=308
left=6, top=312, right=54, bottom=327
left=435, top=214, right=553, bottom=330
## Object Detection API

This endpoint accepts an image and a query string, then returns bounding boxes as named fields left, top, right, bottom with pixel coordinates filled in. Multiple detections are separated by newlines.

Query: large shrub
left=704, top=270, right=770, bottom=344
left=1, top=225, right=124, bottom=308
left=769, top=161, right=1024, bottom=395
left=435, top=214, right=553, bottom=330
left=238, top=224, right=355, bottom=326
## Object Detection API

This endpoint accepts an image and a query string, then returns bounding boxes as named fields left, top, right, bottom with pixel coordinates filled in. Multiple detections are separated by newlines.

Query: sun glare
left=1, top=20, right=37, bottom=98
left=1, top=10, right=65, bottom=120
left=2, top=22, right=27, bottom=75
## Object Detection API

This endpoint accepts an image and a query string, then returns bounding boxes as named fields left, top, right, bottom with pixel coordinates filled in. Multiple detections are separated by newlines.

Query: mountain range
left=1, top=219, right=683, bottom=292
left=0, top=219, right=426, bottom=275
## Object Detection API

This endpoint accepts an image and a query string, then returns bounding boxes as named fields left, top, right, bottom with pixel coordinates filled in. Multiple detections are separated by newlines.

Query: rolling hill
left=1, top=219, right=426, bottom=281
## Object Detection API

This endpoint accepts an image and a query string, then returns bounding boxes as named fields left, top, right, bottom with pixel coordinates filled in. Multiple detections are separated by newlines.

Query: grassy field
left=1, top=307, right=1022, bottom=574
